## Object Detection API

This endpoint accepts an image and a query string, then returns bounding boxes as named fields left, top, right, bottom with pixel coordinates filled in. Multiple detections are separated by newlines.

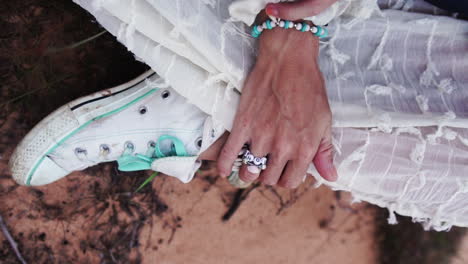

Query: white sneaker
left=9, top=70, right=223, bottom=186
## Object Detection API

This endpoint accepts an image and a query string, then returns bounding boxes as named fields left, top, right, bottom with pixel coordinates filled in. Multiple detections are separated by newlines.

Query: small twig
left=222, top=183, right=260, bottom=221
left=335, top=191, right=358, bottom=214
left=0, top=214, right=28, bottom=264
left=0, top=75, right=71, bottom=108
left=167, top=226, right=177, bottom=245
left=0, top=86, right=44, bottom=108
left=109, top=250, right=117, bottom=263
left=222, top=189, right=245, bottom=221
left=129, top=222, right=141, bottom=249
left=46, top=30, right=107, bottom=54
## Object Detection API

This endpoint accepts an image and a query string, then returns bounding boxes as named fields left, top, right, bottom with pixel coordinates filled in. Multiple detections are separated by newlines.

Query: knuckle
left=237, top=114, right=252, bottom=130
left=216, top=162, right=230, bottom=175
left=240, top=173, right=258, bottom=182
left=271, top=151, right=286, bottom=163
left=262, top=178, right=278, bottom=186
left=260, top=172, right=278, bottom=186
left=279, top=178, right=301, bottom=189
left=288, top=182, right=301, bottom=189
left=258, top=120, right=276, bottom=134
left=251, top=134, right=267, bottom=148
left=219, top=146, right=235, bottom=160
left=296, top=148, right=312, bottom=161
left=300, top=139, right=320, bottom=156
left=279, top=171, right=302, bottom=189
left=217, top=148, right=235, bottom=172
left=298, top=141, right=315, bottom=155
left=272, top=144, right=291, bottom=161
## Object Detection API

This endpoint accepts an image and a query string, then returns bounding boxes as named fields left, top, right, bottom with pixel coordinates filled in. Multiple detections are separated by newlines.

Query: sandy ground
left=0, top=111, right=376, bottom=263
left=452, top=235, right=468, bottom=264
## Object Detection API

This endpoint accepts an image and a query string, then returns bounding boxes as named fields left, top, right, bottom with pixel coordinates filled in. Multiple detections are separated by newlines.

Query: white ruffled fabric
left=73, top=0, right=468, bottom=230
left=229, top=0, right=379, bottom=26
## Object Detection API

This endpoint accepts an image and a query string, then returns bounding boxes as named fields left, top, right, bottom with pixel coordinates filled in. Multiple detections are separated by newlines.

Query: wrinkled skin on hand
left=217, top=26, right=338, bottom=188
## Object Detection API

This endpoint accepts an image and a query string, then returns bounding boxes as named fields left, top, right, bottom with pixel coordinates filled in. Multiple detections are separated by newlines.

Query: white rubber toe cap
left=28, top=156, right=70, bottom=186
left=8, top=104, right=79, bottom=186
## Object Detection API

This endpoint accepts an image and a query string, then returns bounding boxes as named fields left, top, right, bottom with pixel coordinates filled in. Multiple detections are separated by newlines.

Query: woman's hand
left=217, top=26, right=337, bottom=188
left=265, top=0, right=339, bottom=20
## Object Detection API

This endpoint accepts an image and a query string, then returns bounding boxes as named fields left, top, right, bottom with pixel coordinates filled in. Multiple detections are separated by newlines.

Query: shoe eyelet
left=195, top=137, right=203, bottom=149
left=100, top=144, right=111, bottom=154
left=74, top=147, right=87, bottom=156
left=161, top=90, right=170, bottom=99
left=148, top=141, right=156, bottom=148
left=139, top=106, right=147, bottom=115
left=124, top=141, right=135, bottom=151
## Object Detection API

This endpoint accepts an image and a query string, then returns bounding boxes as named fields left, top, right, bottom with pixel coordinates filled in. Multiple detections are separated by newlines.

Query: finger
left=312, top=128, right=338, bottom=181
left=239, top=139, right=270, bottom=183
left=266, top=0, right=338, bottom=21
left=217, top=68, right=266, bottom=178
left=258, top=152, right=288, bottom=186
left=277, top=159, right=311, bottom=189
left=240, top=94, right=277, bottom=182
left=217, top=129, right=249, bottom=178
left=276, top=125, right=319, bottom=189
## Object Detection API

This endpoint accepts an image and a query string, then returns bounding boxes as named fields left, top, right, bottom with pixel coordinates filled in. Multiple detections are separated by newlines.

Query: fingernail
left=266, top=4, right=279, bottom=16
left=247, top=166, right=261, bottom=174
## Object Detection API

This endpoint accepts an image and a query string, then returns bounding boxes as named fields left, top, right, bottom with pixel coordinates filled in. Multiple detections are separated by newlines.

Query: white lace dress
left=73, top=0, right=468, bottom=231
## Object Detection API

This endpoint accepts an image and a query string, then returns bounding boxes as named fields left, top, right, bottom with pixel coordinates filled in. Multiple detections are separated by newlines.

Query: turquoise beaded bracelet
left=251, top=19, right=328, bottom=39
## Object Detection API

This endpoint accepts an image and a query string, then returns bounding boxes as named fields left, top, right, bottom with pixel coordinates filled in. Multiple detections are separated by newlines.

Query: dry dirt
left=452, top=234, right=468, bottom=264
left=0, top=147, right=377, bottom=263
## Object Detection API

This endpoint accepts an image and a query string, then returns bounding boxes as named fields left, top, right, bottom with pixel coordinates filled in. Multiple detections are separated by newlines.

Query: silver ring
left=241, top=149, right=267, bottom=170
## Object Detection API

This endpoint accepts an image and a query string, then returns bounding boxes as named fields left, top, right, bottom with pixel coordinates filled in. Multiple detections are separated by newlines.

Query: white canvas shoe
left=9, top=70, right=223, bottom=186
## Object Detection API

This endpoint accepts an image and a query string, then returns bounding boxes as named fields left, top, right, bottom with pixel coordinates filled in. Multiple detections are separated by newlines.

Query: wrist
left=253, top=10, right=320, bottom=58
left=259, top=28, right=319, bottom=61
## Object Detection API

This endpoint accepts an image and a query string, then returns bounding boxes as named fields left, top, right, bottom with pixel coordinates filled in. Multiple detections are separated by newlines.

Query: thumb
left=266, top=0, right=335, bottom=21
left=312, top=130, right=338, bottom=182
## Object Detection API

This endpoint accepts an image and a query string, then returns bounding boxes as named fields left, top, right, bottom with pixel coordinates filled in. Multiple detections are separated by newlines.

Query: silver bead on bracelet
left=251, top=19, right=328, bottom=39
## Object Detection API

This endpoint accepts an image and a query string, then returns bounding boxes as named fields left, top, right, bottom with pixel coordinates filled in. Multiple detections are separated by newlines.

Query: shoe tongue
left=155, top=135, right=187, bottom=158
left=157, top=139, right=176, bottom=157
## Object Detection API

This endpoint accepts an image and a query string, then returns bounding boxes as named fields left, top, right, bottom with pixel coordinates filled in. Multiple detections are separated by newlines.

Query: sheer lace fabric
left=73, top=0, right=468, bottom=230
left=228, top=0, right=374, bottom=26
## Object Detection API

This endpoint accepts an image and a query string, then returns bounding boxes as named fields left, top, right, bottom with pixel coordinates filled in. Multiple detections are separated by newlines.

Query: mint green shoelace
left=117, top=135, right=188, bottom=172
